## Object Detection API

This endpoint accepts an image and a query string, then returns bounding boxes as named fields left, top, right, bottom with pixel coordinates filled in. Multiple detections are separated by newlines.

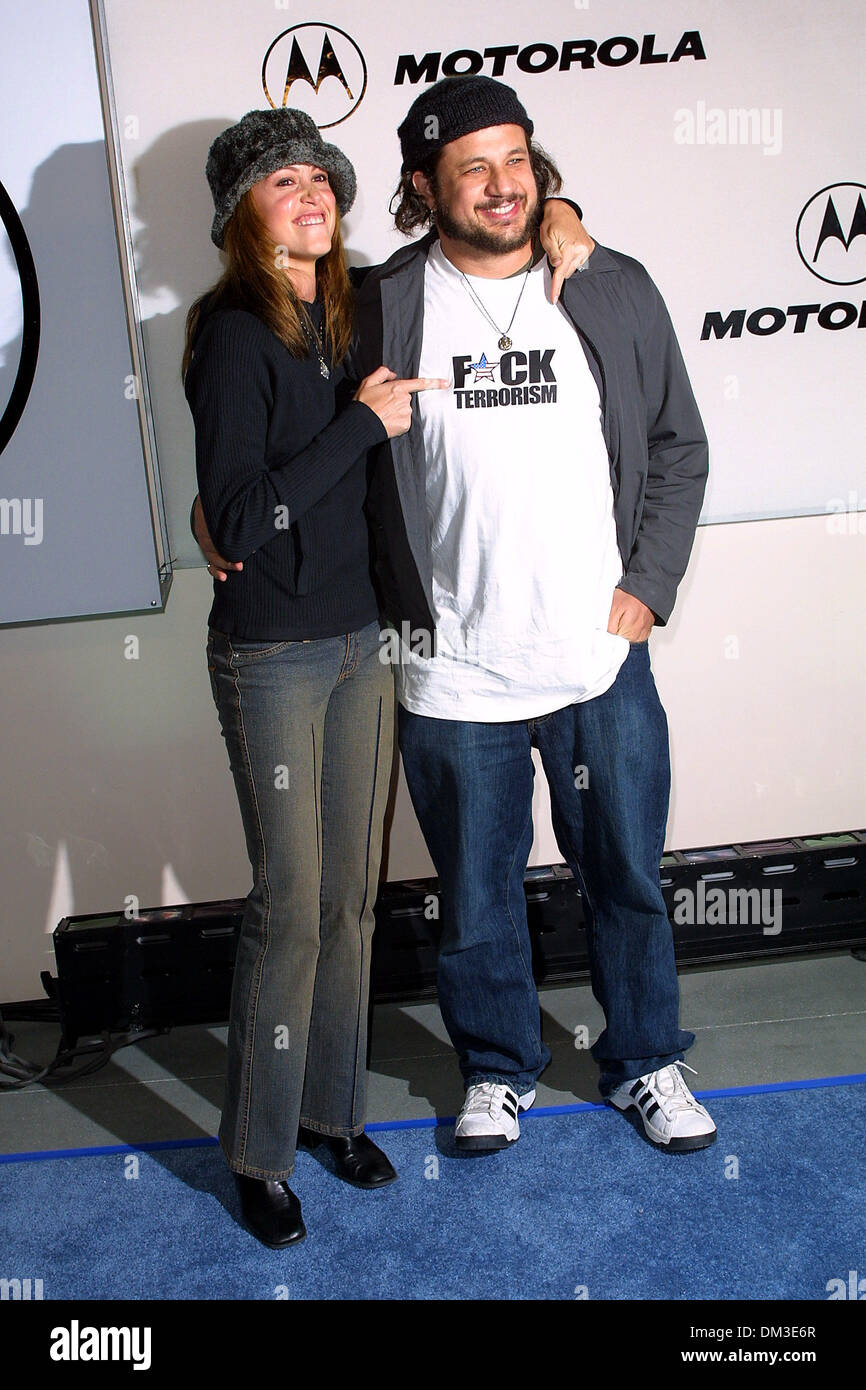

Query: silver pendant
left=498, top=335, right=512, bottom=350
left=319, top=361, right=329, bottom=379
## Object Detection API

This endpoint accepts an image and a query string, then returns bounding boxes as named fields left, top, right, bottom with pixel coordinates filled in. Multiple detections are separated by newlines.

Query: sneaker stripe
left=628, top=1080, right=644, bottom=1099
left=644, top=1100, right=661, bottom=1120
left=501, top=1103, right=517, bottom=1120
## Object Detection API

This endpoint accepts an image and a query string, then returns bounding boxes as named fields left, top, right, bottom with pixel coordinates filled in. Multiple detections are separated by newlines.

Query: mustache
left=474, top=194, right=527, bottom=210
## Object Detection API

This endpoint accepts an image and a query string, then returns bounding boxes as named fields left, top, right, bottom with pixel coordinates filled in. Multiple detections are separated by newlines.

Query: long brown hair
left=389, top=141, right=563, bottom=237
left=181, top=188, right=354, bottom=381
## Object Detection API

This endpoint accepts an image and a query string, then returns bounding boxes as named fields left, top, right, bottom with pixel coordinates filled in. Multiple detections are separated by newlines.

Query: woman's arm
left=185, top=309, right=388, bottom=563
left=538, top=198, right=595, bottom=303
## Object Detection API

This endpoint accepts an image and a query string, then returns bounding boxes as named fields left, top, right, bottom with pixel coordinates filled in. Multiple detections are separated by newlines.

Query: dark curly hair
left=390, top=140, right=562, bottom=236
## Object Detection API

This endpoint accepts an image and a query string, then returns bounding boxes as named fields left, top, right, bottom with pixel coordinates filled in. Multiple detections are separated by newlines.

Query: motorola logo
left=0, top=179, right=40, bottom=457
left=262, top=24, right=367, bottom=128
left=702, top=182, right=866, bottom=338
left=796, top=183, right=866, bottom=286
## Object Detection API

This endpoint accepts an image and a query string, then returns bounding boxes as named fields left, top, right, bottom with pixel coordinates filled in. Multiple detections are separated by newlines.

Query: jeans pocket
left=227, top=636, right=297, bottom=666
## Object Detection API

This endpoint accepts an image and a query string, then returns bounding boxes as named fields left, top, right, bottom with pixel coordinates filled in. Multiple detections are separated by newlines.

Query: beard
left=431, top=181, right=542, bottom=256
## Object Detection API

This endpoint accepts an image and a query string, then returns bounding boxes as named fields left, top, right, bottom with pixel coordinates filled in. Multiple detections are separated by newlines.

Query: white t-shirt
left=395, top=240, right=629, bottom=721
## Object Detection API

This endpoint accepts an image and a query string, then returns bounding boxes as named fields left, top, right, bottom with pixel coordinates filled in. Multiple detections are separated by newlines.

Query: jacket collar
left=374, top=228, right=437, bottom=282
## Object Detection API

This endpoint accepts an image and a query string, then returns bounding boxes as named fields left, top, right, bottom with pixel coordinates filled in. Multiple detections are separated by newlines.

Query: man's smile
left=477, top=198, right=523, bottom=221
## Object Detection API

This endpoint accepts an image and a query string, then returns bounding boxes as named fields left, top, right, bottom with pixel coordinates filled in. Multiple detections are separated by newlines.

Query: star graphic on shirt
left=470, top=352, right=499, bottom=382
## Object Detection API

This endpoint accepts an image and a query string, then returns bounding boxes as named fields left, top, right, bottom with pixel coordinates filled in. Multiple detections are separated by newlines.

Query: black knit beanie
left=397, top=75, right=534, bottom=173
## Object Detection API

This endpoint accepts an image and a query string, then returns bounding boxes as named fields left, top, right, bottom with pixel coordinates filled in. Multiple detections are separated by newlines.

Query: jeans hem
left=224, top=1158, right=296, bottom=1181
left=221, top=1135, right=295, bottom=1182
left=298, top=1119, right=365, bottom=1139
left=596, top=1049, right=689, bottom=1100
left=463, top=1073, right=538, bottom=1096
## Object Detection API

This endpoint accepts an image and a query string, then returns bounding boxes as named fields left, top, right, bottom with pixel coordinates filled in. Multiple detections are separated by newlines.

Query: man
left=197, top=76, right=713, bottom=1154
left=351, top=74, right=713, bottom=1155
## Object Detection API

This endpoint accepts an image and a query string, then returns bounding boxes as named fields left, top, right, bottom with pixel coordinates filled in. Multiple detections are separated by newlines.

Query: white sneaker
left=609, top=1062, right=717, bottom=1151
left=455, top=1082, right=536, bottom=1152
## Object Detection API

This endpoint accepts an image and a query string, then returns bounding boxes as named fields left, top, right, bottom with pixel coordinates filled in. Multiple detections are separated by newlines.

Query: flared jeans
left=206, top=620, right=394, bottom=1179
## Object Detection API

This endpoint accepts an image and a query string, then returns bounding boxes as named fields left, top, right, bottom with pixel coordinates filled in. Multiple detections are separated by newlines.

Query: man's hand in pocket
left=607, top=588, right=654, bottom=642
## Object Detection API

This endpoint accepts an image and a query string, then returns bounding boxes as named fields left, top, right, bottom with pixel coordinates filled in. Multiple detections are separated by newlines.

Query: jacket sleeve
left=184, top=310, right=386, bottom=562
left=616, top=273, right=708, bottom=625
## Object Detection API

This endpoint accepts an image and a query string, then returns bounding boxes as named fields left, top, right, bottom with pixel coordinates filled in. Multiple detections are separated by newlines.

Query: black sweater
left=184, top=295, right=387, bottom=640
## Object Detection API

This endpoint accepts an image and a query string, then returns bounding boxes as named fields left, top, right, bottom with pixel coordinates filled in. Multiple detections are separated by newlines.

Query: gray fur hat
left=206, top=107, right=357, bottom=248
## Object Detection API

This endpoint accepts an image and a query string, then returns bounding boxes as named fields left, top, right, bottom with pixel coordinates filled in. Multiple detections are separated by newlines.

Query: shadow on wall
left=126, top=118, right=235, bottom=572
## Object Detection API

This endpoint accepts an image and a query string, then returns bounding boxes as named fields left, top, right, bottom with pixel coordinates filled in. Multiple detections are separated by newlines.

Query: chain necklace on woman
left=459, top=253, right=534, bottom=350
left=299, top=304, right=330, bottom=379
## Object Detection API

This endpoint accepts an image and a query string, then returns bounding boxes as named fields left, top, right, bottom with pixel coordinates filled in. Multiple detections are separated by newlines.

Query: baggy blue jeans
left=206, top=620, right=394, bottom=1179
left=397, top=642, right=694, bottom=1099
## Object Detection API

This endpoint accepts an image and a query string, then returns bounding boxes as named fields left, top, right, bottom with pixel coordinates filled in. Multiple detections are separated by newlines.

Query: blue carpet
left=1, top=1082, right=864, bottom=1300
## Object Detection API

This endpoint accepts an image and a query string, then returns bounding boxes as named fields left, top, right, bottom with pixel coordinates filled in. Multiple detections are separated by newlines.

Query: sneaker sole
left=455, top=1132, right=515, bottom=1153
left=611, top=1096, right=717, bottom=1152
left=661, top=1130, right=717, bottom=1152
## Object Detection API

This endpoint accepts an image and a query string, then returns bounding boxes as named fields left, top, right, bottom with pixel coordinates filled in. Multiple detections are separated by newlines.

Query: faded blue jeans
left=398, top=642, right=694, bottom=1099
left=206, top=620, right=394, bottom=1179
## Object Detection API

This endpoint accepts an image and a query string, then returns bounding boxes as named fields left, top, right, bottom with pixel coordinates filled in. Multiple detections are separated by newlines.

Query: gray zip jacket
left=349, top=230, right=709, bottom=635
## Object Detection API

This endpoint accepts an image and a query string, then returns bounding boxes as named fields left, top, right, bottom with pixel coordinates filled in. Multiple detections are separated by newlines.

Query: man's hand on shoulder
left=607, top=588, right=655, bottom=643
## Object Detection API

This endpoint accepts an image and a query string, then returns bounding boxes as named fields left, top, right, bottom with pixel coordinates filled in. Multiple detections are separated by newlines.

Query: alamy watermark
left=674, top=102, right=782, bottom=156
left=673, top=883, right=783, bottom=935
left=826, top=1270, right=866, bottom=1299
left=0, top=497, right=43, bottom=545
left=825, top=491, right=865, bottom=535
left=49, top=1321, right=151, bottom=1370
left=1, top=1276, right=43, bottom=1299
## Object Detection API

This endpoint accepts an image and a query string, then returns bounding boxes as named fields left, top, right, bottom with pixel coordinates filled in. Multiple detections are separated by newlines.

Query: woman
left=183, top=107, right=442, bottom=1248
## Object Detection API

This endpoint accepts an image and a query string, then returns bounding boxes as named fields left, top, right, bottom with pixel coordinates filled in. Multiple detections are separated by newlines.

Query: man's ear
left=412, top=170, right=435, bottom=211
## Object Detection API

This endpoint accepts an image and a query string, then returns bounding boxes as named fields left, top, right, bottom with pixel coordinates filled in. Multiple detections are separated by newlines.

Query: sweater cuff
left=342, top=397, right=389, bottom=447
left=546, top=195, right=583, bottom=222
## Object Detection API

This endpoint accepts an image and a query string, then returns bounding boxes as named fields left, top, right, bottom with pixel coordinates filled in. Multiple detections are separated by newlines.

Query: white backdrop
left=1, top=2, right=864, bottom=1003
left=99, top=0, right=865, bottom=559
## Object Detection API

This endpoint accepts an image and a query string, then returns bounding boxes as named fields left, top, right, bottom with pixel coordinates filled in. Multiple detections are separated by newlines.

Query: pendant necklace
left=300, top=305, right=330, bottom=378
left=459, top=255, right=533, bottom=350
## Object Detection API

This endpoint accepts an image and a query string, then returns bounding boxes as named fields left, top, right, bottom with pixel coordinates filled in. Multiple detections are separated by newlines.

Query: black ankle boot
left=297, top=1127, right=397, bottom=1188
left=233, top=1172, right=306, bottom=1247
